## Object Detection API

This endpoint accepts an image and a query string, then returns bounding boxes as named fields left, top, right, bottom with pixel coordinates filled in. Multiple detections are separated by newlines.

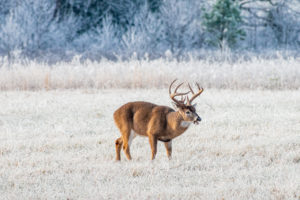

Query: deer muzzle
left=193, top=115, right=201, bottom=125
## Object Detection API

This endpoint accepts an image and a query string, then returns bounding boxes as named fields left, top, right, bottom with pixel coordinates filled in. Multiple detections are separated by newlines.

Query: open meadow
left=1, top=0, right=300, bottom=198
left=0, top=88, right=299, bottom=199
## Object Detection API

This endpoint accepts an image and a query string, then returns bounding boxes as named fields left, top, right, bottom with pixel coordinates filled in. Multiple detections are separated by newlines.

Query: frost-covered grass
left=0, top=56, right=299, bottom=90
left=0, top=89, right=299, bottom=199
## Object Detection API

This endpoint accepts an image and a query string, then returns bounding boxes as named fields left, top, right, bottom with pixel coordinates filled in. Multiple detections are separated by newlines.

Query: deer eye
left=185, top=111, right=191, bottom=114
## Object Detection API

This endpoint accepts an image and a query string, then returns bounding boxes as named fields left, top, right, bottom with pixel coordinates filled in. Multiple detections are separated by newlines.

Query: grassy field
left=0, top=89, right=299, bottom=199
left=0, top=57, right=299, bottom=90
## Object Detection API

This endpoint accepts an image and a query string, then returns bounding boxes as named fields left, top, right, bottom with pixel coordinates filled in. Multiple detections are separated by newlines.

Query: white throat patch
left=180, top=121, right=192, bottom=128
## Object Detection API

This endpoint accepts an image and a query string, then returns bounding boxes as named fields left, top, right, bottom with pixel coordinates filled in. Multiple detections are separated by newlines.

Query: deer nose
left=197, top=116, right=201, bottom=121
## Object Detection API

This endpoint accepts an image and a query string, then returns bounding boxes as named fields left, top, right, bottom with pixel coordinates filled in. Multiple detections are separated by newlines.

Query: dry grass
left=0, top=57, right=299, bottom=90
left=0, top=89, right=299, bottom=199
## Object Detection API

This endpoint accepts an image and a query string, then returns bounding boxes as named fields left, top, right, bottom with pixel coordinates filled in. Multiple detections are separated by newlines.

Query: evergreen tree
left=203, top=0, right=245, bottom=49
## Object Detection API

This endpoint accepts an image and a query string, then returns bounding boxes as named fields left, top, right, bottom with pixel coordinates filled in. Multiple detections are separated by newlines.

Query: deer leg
left=148, top=135, right=158, bottom=160
left=115, top=137, right=123, bottom=161
left=122, top=129, right=132, bottom=160
left=164, top=140, right=172, bottom=160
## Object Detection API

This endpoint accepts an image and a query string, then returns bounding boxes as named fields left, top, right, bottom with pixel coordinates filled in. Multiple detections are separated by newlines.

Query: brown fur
left=113, top=101, right=200, bottom=160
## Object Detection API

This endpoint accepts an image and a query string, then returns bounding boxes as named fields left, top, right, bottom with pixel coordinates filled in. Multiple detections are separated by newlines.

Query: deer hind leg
left=121, top=128, right=135, bottom=160
left=148, top=135, right=158, bottom=160
left=115, top=137, right=123, bottom=161
left=164, top=140, right=172, bottom=160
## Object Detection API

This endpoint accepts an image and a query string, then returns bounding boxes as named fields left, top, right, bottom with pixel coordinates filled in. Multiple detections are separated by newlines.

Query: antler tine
left=180, top=96, right=186, bottom=104
left=196, top=82, right=203, bottom=91
left=188, top=83, right=194, bottom=94
left=173, top=82, right=189, bottom=97
left=169, top=79, right=189, bottom=97
left=169, top=79, right=177, bottom=95
left=189, top=82, right=204, bottom=104
left=169, top=79, right=190, bottom=105
left=174, top=82, right=183, bottom=93
left=186, top=96, right=190, bottom=105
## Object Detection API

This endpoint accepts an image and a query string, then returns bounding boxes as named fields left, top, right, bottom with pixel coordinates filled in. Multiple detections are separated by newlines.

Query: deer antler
left=169, top=79, right=190, bottom=105
left=187, top=82, right=204, bottom=105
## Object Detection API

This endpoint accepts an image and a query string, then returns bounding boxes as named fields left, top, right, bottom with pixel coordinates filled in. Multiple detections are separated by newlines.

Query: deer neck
left=167, top=111, right=191, bottom=133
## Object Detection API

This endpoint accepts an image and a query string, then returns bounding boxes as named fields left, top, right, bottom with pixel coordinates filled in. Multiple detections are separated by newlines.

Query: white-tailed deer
left=113, top=79, right=204, bottom=160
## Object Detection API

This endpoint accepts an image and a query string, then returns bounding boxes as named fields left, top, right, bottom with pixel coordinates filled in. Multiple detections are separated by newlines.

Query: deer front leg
left=148, top=134, right=158, bottom=160
left=164, top=140, right=172, bottom=160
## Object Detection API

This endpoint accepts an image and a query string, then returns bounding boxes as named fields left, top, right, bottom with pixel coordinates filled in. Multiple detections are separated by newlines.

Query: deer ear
left=192, top=103, right=197, bottom=108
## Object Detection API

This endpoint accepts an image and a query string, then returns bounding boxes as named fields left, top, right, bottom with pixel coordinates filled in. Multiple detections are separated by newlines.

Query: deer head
left=169, top=79, right=204, bottom=125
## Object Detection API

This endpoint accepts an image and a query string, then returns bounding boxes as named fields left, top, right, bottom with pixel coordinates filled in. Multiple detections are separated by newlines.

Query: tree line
left=0, top=0, right=299, bottom=61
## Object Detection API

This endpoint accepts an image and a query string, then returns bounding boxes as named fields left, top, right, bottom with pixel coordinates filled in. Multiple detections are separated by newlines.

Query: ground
left=0, top=89, right=299, bottom=199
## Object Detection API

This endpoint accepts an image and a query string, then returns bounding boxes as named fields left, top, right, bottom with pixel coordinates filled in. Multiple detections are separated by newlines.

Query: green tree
left=203, top=0, right=245, bottom=49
